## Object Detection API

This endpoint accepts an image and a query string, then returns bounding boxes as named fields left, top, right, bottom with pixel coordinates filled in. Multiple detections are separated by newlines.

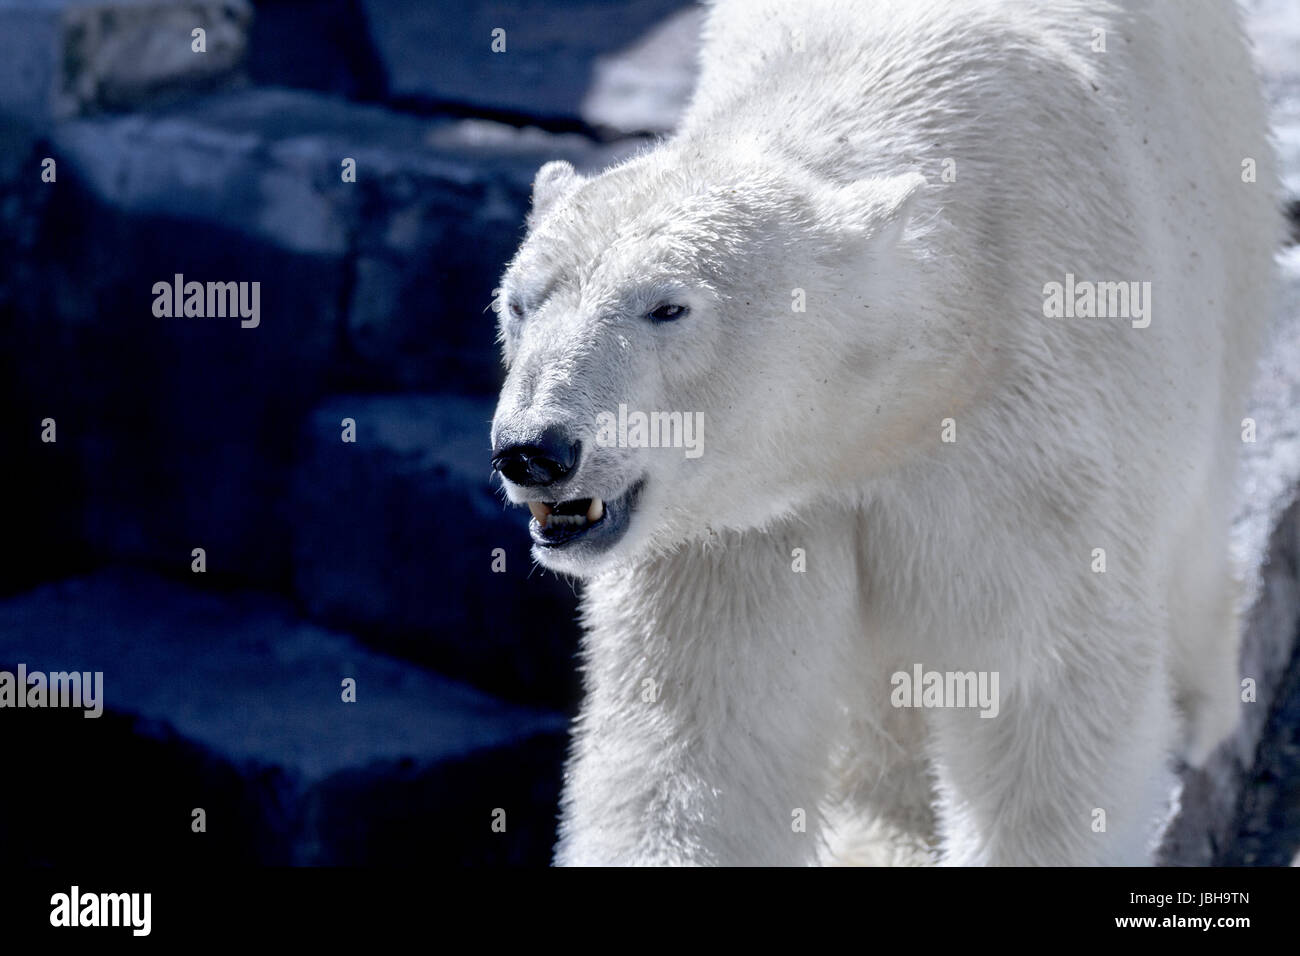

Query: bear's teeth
left=529, top=499, right=602, bottom=530
left=528, top=501, right=552, bottom=527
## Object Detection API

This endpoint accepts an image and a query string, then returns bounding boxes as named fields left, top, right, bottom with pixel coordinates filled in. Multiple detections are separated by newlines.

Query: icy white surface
left=1244, top=0, right=1300, bottom=196
left=1235, top=247, right=1300, bottom=582
left=1233, top=0, right=1300, bottom=585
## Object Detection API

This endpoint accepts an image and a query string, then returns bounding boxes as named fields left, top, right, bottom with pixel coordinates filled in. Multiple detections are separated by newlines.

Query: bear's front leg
left=554, top=519, right=867, bottom=866
left=926, top=631, right=1178, bottom=866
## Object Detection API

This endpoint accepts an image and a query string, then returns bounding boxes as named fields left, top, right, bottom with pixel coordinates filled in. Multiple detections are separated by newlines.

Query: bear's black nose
left=492, top=427, right=580, bottom=488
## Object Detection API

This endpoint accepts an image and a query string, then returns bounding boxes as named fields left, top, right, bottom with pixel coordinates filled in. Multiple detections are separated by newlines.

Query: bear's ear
left=529, top=160, right=583, bottom=223
left=812, top=171, right=927, bottom=249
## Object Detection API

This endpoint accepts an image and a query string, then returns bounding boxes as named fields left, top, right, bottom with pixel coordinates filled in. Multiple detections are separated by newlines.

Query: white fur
left=492, top=0, right=1280, bottom=865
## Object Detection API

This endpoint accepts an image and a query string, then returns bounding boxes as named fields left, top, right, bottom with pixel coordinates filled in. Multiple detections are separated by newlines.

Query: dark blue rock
left=291, top=395, right=583, bottom=710
left=0, top=88, right=631, bottom=588
left=0, top=570, right=568, bottom=865
left=0, top=0, right=252, bottom=125
left=358, top=0, right=695, bottom=128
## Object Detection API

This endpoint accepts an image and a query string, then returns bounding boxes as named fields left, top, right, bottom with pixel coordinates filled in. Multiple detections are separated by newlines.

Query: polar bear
left=490, top=0, right=1280, bottom=865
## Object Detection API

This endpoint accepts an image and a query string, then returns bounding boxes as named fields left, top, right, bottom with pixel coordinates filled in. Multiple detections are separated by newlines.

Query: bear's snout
left=491, top=425, right=581, bottom=489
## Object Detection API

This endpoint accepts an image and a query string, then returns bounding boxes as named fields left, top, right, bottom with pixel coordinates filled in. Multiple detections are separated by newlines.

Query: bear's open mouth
left=525, top=479, right=645, bottom=551
left=528, top=497, right=604, bottom=538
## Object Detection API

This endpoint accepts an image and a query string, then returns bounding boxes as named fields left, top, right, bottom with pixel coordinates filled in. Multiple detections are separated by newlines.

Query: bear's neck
left=577, top=506, right=867, bottom=716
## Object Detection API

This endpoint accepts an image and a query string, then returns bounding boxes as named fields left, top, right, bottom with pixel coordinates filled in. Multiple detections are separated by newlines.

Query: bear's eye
left=647, top=303, right=688, bottom=322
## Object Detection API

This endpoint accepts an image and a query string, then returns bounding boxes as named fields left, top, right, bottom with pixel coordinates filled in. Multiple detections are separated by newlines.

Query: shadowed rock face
left=250, top=0, right=702, bottom=135
left=0, top=0, right=253, bottom=123
left=1160, top=500, right=1300, bottom=865
left=0, top=571, right=568, bottom=865
left=291, top=395, right=584, bottom=710
left=356, top=0, right=696, bottom=130
left=0, top=88, right=636, bottom=595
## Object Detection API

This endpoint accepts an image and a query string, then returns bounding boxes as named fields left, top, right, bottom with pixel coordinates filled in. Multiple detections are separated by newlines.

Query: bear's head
left=491, top=146, right=939, bottom=577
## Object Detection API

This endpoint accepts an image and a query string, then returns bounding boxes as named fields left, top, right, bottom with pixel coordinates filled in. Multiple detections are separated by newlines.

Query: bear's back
left=684, top=0, right=1276, bottom=445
